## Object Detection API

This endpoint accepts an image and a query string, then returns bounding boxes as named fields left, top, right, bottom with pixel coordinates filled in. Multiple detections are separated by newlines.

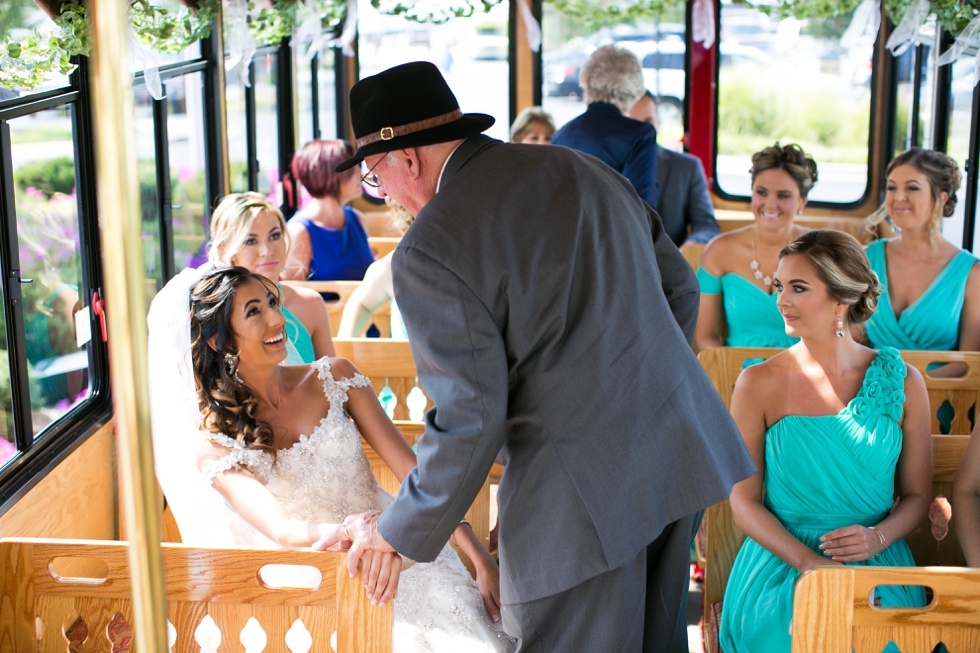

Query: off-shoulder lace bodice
left=202, top=358, right=389, bottom=523
left=199, top=358, right=516, bottom=653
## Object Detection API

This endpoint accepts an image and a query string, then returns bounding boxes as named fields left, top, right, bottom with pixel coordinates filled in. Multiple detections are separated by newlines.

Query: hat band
left=356, top=109, right=464, bottom=149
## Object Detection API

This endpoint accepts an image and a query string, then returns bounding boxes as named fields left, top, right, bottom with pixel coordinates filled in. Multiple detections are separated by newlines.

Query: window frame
left=0, top=57, right=112, bottom=514
left=709, top=7, right=882, bottom=211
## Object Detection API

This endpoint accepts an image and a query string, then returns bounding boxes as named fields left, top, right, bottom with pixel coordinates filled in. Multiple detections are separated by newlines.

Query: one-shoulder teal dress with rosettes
left=719, top=347, right=925, bottom=653
left=697, top=268, right=799, bottom=349
left=865, top=239, right=979, bottom=351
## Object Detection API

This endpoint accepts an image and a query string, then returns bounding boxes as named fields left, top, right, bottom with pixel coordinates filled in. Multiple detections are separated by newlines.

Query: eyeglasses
left=360, top=153, right=388, bottom=188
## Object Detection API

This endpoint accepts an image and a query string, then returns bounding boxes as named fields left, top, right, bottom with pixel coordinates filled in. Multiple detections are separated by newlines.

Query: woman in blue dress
left=208, top=192, right=334, bottom=364
left=283, top=140, right=375, bottom=281
left=695, top=143, right=816, bottom=353
left=862, top=148, right=980, bottom=358
left=719, top=230, right=933, bottom=653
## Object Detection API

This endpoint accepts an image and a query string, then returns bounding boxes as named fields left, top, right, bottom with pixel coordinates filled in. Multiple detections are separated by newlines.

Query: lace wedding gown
left=200, top=358, right=517, bottom=653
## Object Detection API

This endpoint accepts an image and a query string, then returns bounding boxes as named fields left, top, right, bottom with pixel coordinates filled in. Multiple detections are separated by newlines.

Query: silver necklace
left=750, top=229, right=786, bottom=288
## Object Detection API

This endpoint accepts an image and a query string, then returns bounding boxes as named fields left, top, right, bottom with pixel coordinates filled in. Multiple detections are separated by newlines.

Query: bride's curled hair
left=190, top=266, right=279, bottom=454
left=780, top=230, right=882, bottom=325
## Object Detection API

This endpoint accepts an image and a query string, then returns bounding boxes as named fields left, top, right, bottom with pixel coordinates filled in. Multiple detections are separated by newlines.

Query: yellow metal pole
left=88, top=0, right=169, bottom=650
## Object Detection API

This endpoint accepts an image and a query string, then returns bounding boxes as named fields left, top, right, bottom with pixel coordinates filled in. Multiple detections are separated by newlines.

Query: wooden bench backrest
left=698, top=347, right=979, bottom=651
left=362, top=421, right=491, bottom=576
left=0, top=538, right=391, bottom=653
left=902, top=351, right=980, bottom=435
left=791, top=566, right=980, bottom=653
left=680, top=243, right=705, bottom=271
left=368, top=237, right=400, bottom=260
left=282, top=281, right=393, bottom=338
left=333, top=338, right=432, bottom=421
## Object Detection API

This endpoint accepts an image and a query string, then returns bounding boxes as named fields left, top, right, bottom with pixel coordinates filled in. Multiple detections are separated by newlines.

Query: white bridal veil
left=146, top=264, right=275, bottom=547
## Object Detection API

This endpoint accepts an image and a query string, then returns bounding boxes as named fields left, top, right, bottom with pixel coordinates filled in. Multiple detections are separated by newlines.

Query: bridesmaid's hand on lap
left=819, top=525, right=880, bottom=562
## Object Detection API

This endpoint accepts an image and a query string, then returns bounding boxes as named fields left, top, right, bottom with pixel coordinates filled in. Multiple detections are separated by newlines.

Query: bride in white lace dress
left=154, top=265, right=515, bottom=653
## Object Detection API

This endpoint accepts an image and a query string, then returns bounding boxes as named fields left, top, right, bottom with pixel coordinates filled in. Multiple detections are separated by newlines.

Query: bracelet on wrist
left=869, top=526, right=887, bottom=558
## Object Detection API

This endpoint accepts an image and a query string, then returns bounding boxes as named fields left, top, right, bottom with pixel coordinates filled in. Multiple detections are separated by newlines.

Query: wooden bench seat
left=698, top=347, right=980, bottom=653
left=0, top=538, right=391, bottom=652
left=791, top=566, right=980, bottom=653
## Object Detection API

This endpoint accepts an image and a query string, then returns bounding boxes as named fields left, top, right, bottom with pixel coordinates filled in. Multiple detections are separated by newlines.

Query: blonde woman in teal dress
left=695, top=144, right=816, bottom=352
left=861, top=149, right=980, bottom=368
left=720, top=230, right=933, bottom=653
left=208, top=192, right=335, bottom=363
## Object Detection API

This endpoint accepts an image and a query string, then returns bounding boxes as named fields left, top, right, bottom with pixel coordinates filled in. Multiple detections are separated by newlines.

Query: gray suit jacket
left=380, top=135, right=754, bottom=604
left=656, top=147, right=720, bottom=247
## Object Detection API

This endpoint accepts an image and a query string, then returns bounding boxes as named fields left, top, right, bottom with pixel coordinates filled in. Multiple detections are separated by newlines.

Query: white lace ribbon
left=692, top=0, right=715, bottom=49
left=841, top=0, right=881, bottom=49
left=292, top=0, right=327, bottom=60
left=937, top=13, right=980, bottom=87
left=131, top=33, right=165, bottom=100
left=328, top=0, right=358, bottom=58
left=517, top=0, right=541, bottom=52
left=224, top=0, right=256, bottom=86
left=885, top=0, right=930, bottom=56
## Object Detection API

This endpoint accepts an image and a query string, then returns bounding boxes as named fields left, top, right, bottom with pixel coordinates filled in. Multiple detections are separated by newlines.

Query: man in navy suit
left=630, top=90, right=720, bottom=247
left=552, top=45, right=659, bottom=208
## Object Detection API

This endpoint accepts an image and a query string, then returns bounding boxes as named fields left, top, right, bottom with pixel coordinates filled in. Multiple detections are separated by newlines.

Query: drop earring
left=835, top=316, right=845, bottom=338
left=224, top=352, right=243, bottom=383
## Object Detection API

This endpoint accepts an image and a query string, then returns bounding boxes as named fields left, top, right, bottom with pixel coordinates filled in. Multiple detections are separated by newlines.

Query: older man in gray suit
left=328, top=62, right=754, bottom=652
left=630, top=91, right=720, bottom=247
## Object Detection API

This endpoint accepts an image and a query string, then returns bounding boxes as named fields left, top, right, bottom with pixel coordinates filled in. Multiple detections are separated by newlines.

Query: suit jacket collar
left=438, top=135, right=499, bottom=191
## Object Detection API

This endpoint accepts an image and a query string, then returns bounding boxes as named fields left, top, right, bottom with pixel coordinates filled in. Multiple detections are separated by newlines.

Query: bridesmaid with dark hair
left=695, top=143, right=817, bottom=353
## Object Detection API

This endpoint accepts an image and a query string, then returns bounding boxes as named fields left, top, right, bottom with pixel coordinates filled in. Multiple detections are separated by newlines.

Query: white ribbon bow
left=692, top=0, right=715, bottom=49
left=885, top=0, right=930, bottom=56
left=328, top=0, right=358, bottom=58
left=517, top=0, right=541, bottom=52
left=224, top=0, right=256, bottom=86
left=937, top=13, right=980, bottom=87
left=841, top=0, right=881, bottom=49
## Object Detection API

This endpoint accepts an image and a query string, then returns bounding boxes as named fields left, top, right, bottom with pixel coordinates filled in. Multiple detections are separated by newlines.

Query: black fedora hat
left=335, top=61, right=495, bottom=172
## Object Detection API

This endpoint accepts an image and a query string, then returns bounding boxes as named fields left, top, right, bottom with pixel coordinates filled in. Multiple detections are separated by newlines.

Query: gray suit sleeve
left=378, top=245, right=508, bottom=562
left=649, top=205, right=700, bottom=343
left=685, top=158, right=720, bottom=245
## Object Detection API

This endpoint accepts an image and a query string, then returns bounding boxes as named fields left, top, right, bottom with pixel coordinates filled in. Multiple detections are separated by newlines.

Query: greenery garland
left=248, top=0, right=345, bottom=47
left=544, top=0, right=683, bottom=29
left=369, top=0, right=503, bottom=24
left=884, top=0, right=980, bottom=35
left=131, top=0, right=220, bottom=54
left=0, top=0, right=346, bottom=91
left=0, top=0, right=88, bottom=91
left=745, top=0, right=866, bottom=20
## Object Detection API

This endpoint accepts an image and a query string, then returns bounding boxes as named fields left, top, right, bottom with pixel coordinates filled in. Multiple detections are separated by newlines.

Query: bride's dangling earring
left=835, top=315, right=845, bottom=338
left=224, top=352, right=244, bottom=383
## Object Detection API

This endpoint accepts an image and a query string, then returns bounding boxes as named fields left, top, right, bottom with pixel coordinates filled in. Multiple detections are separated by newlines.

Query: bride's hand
left=311, top=523, right=352, bottom=551
left=474, top=555, right=502, bottom=623
left=361, top=549, right=401, bottom=607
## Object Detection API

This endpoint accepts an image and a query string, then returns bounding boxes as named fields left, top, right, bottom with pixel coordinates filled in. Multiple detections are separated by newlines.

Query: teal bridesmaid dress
left=283, top=305, right=315, bottom=364
left=697, top=268, right=799, bottom=349
left=719, top=347, right=925, bottom=653
left=865, top=239, right=979, bottom=351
